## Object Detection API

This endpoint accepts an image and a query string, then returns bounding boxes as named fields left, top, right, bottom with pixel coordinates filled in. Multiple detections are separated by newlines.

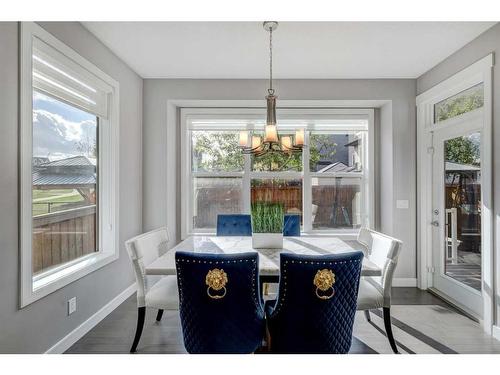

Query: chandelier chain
left=268, top=27, right=273, bottom=95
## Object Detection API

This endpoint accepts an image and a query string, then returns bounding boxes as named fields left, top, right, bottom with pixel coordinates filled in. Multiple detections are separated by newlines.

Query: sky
left=33, top=91, right=97, bottom=160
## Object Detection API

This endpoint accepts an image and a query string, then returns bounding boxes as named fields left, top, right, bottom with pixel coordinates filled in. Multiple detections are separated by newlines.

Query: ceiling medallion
left=239, top=21, right=305, bottom=157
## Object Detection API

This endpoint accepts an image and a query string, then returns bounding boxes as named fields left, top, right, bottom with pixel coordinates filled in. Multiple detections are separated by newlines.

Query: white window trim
left=416, top=53, right=494, bottom=333
left=180, top=107, right=374, bottom=239
left=20, top=22, right=120, bottom=307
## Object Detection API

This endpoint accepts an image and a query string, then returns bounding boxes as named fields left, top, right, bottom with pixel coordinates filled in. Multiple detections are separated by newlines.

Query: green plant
left=251, top=202, right=284, bottom=233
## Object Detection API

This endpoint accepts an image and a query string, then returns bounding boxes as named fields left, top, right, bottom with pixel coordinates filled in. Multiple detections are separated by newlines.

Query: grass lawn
left=32, top=189, right=84, bottom=216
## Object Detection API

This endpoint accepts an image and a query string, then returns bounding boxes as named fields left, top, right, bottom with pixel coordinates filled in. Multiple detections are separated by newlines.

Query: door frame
left=416, top=54, right=494, bottom=333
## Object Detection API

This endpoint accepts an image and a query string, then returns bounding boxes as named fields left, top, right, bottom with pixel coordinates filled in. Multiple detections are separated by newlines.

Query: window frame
left=20, top=22, right=120, bottom=307
left=181, top=107, right=374, bottom=238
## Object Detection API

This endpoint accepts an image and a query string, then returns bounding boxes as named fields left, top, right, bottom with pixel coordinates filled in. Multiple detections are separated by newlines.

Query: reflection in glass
left=443, top=133, right=481, bottom=291
left=312, top=177, right=362, bottom=230
left=193, top=177, right=243, bottom=229
left=32, top=91, right=98, bottom=275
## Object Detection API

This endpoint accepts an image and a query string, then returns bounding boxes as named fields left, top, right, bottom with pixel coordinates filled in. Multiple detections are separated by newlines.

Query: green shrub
left=251, top=202, right=284, bottom=233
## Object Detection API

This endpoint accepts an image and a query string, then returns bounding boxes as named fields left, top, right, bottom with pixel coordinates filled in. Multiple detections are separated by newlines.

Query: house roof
left=344, top=139, right=360, bottom=147
left=42, top=155, right=96, bottom=167
left=32, top=172, right=96, bottom=187
left=445, top=161, right=480, bottom=171
left=316, top=161, right=359, bottom=173
left=33, top=155, right=96, bottom=188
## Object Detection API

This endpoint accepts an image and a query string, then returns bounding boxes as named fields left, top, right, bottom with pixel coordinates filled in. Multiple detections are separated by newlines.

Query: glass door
left=431, top=124, right=483, bottom=318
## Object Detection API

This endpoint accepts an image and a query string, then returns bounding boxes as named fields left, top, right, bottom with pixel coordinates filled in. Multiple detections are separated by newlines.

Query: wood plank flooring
left=65, top=288, right=500, bottom=354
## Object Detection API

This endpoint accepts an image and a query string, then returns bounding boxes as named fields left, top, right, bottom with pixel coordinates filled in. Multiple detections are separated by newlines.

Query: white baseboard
left=45, top=283, right=136, bottom=354
left=393, top=278, right=417, bottom=287
left=492, top=325, right=500, bottom=342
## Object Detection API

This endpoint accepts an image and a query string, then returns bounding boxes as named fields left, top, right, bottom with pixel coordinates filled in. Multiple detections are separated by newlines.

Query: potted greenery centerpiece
left=251, top=202, right=284, bottom=249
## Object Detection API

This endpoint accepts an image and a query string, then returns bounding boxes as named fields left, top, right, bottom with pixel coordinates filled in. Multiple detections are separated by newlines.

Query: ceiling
left=82, top=22, right=495, bottom=79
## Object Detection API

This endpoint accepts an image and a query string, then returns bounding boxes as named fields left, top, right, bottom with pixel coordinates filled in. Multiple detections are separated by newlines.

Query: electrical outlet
left=68, top=297, right=77, bottom=315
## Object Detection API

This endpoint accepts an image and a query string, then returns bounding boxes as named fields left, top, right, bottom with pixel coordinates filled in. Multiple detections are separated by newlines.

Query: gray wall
left=0, top=22, right=143, bottom=353
left=142, top=78, right=417, bottom=280
left=417, top=23, right=500, bottom=326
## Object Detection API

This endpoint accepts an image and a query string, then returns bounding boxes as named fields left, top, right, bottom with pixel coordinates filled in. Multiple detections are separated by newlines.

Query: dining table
left=145, top=236, right=382, bottom=281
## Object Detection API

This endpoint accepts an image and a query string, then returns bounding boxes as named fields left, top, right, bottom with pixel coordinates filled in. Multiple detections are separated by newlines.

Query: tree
left=192, top=131, right=244, bottom=171
left=435, top=86, right=483, bottom=122
left=192, top=131, right=341, bottom=172
left=75, top=134, right=97, bottom=158
left=309, top=134, right=337, bottom=171
left=445, top=136, right=479, bottom=166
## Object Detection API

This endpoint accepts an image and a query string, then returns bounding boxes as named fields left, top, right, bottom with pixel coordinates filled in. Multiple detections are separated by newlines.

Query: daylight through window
left=184, top=113, right=373, bottom=235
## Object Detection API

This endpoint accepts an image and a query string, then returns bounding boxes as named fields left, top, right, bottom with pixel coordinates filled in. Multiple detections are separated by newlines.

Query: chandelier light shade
left=239, top=21, right=305, bottom=157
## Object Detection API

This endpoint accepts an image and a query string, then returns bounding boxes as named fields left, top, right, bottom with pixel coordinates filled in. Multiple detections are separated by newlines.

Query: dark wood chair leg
left=156, top=309, right=164, bottom=322
left=383, top=307, right=399, bottom=354
left=364, top=309, right=371, bottom=322
left=130, top=307, right=146, bottom=353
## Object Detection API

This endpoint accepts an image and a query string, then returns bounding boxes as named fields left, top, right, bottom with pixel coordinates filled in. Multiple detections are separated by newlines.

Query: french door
left=430, top=116, right=483, bottom=318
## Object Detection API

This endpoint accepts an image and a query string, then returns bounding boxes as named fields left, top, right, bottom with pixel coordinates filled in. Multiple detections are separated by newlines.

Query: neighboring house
left=33, top=155, right=96, bottom=190
left=316, top=161, right=358, bottom=174
left=32, top=156, right=50, bottom=167
left=314, top=134, right=362, bottom=172
left=33, top=155, right=97, bottom=204
left=445, top=161, right=481, bottom=185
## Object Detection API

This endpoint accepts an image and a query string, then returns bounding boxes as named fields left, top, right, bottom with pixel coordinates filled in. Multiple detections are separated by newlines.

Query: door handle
left=431, top=220, right=439, bottom=227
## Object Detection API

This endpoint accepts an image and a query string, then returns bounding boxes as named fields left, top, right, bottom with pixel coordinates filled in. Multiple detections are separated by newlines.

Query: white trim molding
left=45, top=283, right=136, bottom=354
left=179, top=106, right=375, bottom=239
left=416, top=53, right=494, bottom=334
left=20, top=22, right=120, bottom=307
left=166, top=99, right=393, bottom=245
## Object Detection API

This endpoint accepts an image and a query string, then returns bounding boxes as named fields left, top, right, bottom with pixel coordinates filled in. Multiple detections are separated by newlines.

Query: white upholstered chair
left=356, top=227, right=402, bottom=353
left=125, top=227, right=179, bottom=353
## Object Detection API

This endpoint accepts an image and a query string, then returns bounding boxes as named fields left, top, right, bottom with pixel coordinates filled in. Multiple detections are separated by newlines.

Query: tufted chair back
left=266, top=251, right=363, bottom=353
left=283, top=214, right=301, bottom=236
left=216, top=214, right=252, bottom=236
left=175, top=251, right=265, bottom=353
left=125, top=227, right=169, bottom=308
left=357, top=228, right=402, bottom=306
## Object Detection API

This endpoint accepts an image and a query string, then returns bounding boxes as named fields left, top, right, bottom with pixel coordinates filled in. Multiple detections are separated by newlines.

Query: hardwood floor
left=65, top=288, right=500, bottom=354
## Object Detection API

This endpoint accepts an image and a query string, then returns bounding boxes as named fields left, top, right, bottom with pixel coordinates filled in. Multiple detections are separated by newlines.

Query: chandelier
left=239, top=21, right=305, bottom=157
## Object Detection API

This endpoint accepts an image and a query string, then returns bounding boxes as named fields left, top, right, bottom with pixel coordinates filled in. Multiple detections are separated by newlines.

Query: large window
left=182, top=110, right=374, bottom=237
left=20, top=23, right=119, bottom=306
left=32, top=91, right=99, bottom=275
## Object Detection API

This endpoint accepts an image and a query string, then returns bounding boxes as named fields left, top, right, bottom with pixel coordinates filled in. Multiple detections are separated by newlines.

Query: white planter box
left=252, top=233, right=283, bottom=249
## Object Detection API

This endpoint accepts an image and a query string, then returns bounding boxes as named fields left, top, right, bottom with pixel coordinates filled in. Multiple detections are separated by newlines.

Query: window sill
left=22, top=251, right=118, bottom=307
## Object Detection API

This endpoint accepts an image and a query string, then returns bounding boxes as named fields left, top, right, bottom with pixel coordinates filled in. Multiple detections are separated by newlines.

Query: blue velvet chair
left=216, top=214, right=252, bottom=236
left=266, top=251, right=364, bottom=353
left=283, top=214, right=301, bottom=236
left=175, top=251, right=265, bottom=353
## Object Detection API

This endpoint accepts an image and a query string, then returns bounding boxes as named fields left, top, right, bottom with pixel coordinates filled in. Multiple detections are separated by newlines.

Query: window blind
left=32, top=37, right=112, bottom=118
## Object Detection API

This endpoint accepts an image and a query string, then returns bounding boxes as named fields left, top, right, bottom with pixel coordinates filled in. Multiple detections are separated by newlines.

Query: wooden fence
left=194, top=185, right=358, bottom=229
left=32, top=205, right=97, bottom=275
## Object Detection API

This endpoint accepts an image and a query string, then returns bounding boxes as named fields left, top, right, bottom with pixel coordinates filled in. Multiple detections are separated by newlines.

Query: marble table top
left=146, top=236, right=381, bottom=277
